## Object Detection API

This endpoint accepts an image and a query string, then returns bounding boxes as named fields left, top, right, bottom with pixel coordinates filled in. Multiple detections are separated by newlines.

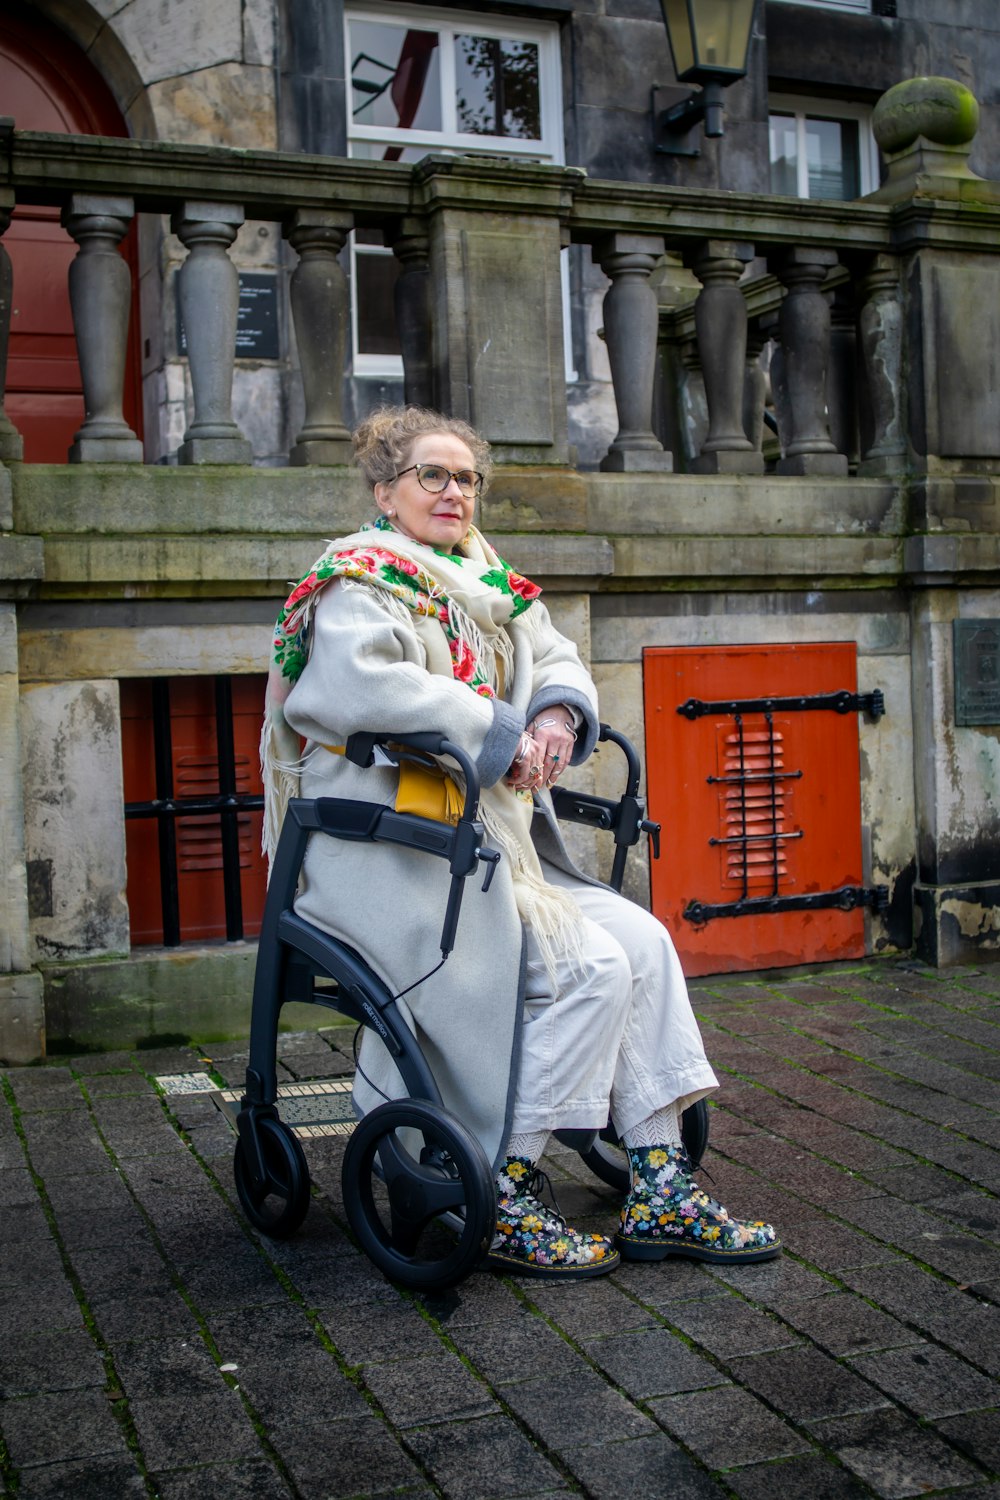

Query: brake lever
left=476, top=847, right=501, bottom=892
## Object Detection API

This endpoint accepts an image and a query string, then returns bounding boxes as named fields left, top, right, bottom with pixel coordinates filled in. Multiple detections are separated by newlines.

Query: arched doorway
left=1, top=8, right=142, bottom=460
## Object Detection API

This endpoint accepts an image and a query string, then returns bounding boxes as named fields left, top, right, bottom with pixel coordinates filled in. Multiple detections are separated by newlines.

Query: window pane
left=350, top=21, right=441, bottom=131
left=768, top=113, right=798, bottom=196
left=806, top=117, right=859, bottom=199
left=455, top=34, right=540, bottom=139
left=355, top=249, right=401, bottom=357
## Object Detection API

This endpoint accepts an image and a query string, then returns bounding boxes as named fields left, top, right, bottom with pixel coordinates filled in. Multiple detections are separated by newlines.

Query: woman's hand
left=527, top=704, right=577, bottom=790
left=506, top=730, right=546, bottom=791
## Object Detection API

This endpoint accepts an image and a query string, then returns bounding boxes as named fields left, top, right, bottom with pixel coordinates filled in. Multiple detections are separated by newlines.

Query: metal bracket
left=684, top=884, right=890, bottom=925
left=677, top=690, right=885, bottom=722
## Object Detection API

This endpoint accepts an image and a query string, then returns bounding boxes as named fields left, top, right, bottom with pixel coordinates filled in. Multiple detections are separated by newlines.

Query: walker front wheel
left=233, top=1114, right=311, bottom=1239
left=342, top=1100, right=495, bottom=1291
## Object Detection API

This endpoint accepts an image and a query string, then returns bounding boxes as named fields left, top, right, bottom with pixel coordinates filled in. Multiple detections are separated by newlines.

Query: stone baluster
left=687, top=240, right=763, bottom=474
left=171, top=202, right=252, bottom=464
left=827, top=281, right=859, bottom=468
left=285, top=209, right=353, bottom=466
left=0, top=196, right=23, bottom=462
left=773, top=246, right=847, bottom=476
left=61, top=195, right=143, bottom=463
left=391, top=216, right=433, bottom=409
left=743, top=321, right=768, bottom=455
left=594, top=233, right=672, bottom=472
left=857, top=252, right=905, bottom=476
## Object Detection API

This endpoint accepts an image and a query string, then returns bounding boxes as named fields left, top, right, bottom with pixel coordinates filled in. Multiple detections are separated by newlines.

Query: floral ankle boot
left=484, top=1157, right=619, bottom=1280
left=616, top=1144, right=780, bottom=1264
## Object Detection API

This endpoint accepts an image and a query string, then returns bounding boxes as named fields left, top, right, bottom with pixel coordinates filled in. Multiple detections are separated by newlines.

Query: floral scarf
left=270, top=515, right=540, bottom=701
left=260, top=518, right=583, bottom=973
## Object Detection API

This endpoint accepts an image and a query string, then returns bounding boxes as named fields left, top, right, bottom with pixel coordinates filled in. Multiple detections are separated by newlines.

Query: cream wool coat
left=281, top=573, right=602, bottom=1170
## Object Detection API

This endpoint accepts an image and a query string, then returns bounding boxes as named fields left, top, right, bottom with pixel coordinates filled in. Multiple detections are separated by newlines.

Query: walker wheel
left=233, top=1114, right=311, bottom=1239
left=342, top=1099, right=495, bottom=1291
left=580, top=1099, right=711, bottom=1194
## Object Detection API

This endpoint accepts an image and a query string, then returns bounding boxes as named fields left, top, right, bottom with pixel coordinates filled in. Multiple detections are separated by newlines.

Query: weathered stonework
left=19, top=680, right=130, bottom=963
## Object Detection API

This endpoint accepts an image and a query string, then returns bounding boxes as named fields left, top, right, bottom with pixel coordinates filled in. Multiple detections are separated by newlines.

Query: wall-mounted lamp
left=653, top=0, right=758, bottom=155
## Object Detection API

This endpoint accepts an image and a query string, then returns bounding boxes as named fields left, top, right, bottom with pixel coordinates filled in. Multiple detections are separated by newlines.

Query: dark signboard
left=177, top=272, right=279, bottom=360
left=955, top=619, right=1000, bottom=725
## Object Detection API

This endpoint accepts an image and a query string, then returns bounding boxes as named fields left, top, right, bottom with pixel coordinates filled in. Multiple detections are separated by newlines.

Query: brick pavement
left=3, top=960, right=1000, bottom=1498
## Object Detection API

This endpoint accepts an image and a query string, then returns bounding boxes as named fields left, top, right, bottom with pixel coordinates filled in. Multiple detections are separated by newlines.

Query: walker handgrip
left=343, top=731, right=481, bottom=821
left=599, top=723, right=641, bottom=797
left=344, top=730, right=447, bottom=766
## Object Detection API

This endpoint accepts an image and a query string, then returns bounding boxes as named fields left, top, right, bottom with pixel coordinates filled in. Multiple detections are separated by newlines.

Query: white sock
left=621, top=1105, right=682, bottom=1149
left=505, top=1130, right=549, bottom=1163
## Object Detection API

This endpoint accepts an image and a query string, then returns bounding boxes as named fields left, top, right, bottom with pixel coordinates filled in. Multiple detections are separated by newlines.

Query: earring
left=386, top=508, right=396, bottom=517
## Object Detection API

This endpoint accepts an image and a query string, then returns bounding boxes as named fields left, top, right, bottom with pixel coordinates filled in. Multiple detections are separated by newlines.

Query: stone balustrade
left=1, top=91, right=999, bottom=479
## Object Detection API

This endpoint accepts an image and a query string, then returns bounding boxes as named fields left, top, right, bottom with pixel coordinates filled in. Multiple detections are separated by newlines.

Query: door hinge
left=677, top=690, right=885, bottom=722
left=684, top=884, right=890, bottom=925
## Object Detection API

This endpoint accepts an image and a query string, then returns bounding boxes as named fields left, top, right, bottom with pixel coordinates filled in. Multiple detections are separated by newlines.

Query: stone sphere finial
left=872, top=77, right=979, bottom=156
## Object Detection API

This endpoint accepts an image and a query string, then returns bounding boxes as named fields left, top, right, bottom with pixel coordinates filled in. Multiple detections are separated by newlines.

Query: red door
left=644, top=642, right=869, bottom=977
left=0, top=12, right=142, bottom=461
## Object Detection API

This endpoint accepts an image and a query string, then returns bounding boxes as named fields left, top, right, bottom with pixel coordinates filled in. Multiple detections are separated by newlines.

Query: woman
left=263, top=405, right=779, bottom=1280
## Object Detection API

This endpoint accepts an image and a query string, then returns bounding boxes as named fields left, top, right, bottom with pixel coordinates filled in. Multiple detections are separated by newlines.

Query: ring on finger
left=528, top=763, right=542, bottom=778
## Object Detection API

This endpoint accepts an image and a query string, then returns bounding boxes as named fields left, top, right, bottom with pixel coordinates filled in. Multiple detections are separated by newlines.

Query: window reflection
left=351, top=22, right=441, bottom=132
left=769, top=114, right=798, bottom=196
left=769, top=111, right=861, bottom=200
left=455, top=35, right=541, bottom=138
left=807, top=117, right=859, bottom=200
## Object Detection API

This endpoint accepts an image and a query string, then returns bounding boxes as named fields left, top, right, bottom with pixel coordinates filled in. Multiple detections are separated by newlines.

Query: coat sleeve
left=523, top=600, right=600, bottom=764
left=282, top=581, right=525, bottom=786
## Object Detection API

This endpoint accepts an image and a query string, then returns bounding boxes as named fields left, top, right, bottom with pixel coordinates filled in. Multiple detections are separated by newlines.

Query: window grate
left=123, top=677, right=264, bottom=946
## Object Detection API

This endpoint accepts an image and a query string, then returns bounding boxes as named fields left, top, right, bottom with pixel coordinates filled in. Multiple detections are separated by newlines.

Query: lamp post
left=653, top=0, right=758, bottom=153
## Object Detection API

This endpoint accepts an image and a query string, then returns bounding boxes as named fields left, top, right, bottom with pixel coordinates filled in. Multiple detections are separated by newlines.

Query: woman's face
left=375, top=432, right=479, bottom=551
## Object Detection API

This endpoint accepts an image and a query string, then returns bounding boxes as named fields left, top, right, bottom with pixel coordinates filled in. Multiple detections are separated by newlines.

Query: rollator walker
left=234, top=725, right=709, bottom=1290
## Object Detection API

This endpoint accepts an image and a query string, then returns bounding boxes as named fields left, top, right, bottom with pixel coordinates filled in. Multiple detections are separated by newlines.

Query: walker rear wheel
left=342, top=1099, right=495, bottom=1291
left=581, top=1099, right=710, bottom=1194
left=233, top=1114, right=311, bottom=1239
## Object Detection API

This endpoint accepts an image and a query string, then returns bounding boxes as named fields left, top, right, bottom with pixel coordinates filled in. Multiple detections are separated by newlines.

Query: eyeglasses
left=395, top=463, right=483, bottom=499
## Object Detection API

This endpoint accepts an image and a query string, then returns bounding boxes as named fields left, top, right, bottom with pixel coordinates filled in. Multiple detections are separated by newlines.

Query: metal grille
left=713, top=715, right=800, bottom=891
left=123, top=677, right=264, bottom=946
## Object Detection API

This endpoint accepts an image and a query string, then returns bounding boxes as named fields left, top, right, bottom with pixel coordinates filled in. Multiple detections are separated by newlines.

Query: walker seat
left=234, top=725, right=707, bottom=1289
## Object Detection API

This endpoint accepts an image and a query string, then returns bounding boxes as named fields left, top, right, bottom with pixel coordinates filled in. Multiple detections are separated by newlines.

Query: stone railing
left=2, top=77, right=999, bottom=482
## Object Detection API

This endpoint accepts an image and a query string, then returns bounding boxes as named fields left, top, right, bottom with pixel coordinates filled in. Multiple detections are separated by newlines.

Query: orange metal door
left=643, top=642, right=868, bottom=976
left=121, top=678, right=267, bottom=946
left=1, top=12, right=142, bottom=461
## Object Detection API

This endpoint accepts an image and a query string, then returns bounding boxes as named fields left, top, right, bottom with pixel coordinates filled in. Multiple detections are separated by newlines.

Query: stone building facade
left=1, top=0, right=1000, bottom=1059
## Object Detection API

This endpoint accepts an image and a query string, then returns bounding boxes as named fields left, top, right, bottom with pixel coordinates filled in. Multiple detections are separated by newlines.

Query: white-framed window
left=768, top=94, right=880, bottom=200
left=346, top=1, right=565, bottom=378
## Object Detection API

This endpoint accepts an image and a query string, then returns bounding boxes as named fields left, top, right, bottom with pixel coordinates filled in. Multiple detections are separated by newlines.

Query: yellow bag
left=394, top=757, right=464, bottom=826
left=321, top=743, right=463, bottom=826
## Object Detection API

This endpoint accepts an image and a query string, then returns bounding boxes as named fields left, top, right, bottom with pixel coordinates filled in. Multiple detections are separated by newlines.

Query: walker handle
left=344, top=731, right=481, bottom=823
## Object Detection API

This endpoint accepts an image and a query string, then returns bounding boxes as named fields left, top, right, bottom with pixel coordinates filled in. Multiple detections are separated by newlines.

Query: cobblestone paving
left=3, top=961, right=1000, bottom=1498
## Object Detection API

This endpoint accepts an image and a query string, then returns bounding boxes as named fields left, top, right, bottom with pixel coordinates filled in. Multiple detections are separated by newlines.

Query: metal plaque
left=177, top=272, right=280, bottom=359
left=955, top=619, right=1000, bottom=725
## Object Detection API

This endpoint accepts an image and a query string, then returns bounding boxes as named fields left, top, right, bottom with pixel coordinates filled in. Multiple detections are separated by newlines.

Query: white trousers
left=510, top=869, right=719, bottom=1138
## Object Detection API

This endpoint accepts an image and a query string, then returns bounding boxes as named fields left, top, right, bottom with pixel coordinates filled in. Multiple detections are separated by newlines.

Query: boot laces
left=523, top=1166, right=564, bottom=1221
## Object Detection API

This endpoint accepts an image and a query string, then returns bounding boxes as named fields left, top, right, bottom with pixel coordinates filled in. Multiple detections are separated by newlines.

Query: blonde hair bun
left=353, top=405, right=493, bottom=493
